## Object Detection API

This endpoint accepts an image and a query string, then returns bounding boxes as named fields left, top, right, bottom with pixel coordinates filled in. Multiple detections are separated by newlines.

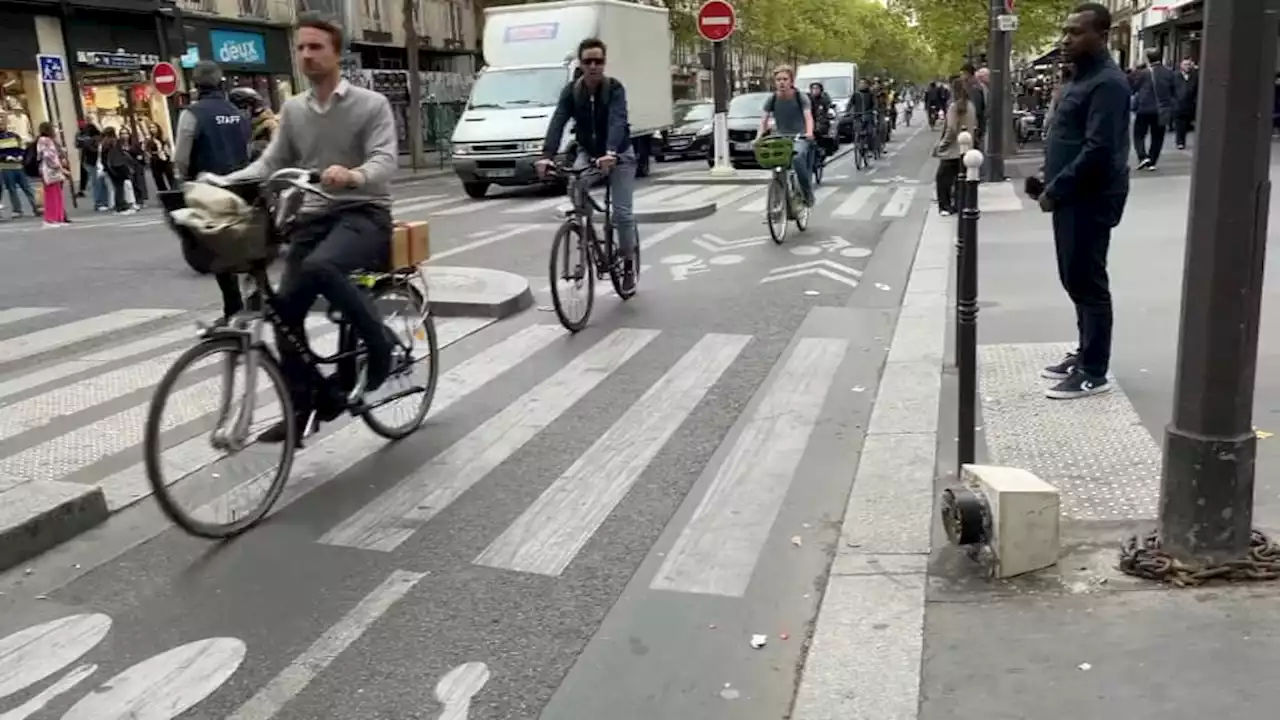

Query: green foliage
left=897, top=0, right=1077, bottom=67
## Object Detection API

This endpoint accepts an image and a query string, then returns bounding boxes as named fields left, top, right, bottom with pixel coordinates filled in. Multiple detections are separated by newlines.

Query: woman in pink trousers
left=36, top=122, right=70, bottom=227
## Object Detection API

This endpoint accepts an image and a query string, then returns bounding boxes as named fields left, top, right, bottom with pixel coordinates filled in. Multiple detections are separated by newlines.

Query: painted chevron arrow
left=693, top=233, right=768, bottom=253
left=760, top=259, right=863, bottom=289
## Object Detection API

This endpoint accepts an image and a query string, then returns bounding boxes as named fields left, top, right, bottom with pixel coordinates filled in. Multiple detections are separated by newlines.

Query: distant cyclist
left=229, top=87, right=279, bottom=161
left=536, top=37, right=638, bottom=292
left=757, top=65, right=815, bottom=206
left=808, top=82, right=834, bottom=173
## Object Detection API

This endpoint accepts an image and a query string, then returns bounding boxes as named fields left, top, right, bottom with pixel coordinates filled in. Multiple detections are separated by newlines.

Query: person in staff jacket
left=1032, top=2, right=1131, bottom=401
left=173, top=60, right=252, bottom=325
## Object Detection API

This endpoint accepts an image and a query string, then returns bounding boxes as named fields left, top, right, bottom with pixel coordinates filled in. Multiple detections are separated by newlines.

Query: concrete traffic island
left=420, top=265, right=534, bottom=319
left=0, top=479, right=108, bottom=574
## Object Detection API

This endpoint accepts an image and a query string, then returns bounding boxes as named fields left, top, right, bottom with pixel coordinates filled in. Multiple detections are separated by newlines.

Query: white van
left=796, top=62, right=860, bottom=142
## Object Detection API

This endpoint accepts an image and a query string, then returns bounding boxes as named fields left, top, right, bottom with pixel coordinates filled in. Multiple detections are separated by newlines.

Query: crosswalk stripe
left=881, top=186, right=916, bottom=217
left=0, top=308, right=184, bottom=367
left=475, top=333, right=750, bottom=576
left=0, top=307, right=61, bottom=328
left=431, top=198, right=516, bottom=216
left=204, top=322, right=566, bottom=525
left=318, top=327, right=658, bottom=552
left=650, top=337, right=849, bottom=597
left=831, top=186, right=878, bottom=218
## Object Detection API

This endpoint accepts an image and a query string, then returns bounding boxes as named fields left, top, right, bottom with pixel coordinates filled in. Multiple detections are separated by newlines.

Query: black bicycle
left=545, top=161, right=639, bottom=333
left=144, top=168, right=440, bottom=538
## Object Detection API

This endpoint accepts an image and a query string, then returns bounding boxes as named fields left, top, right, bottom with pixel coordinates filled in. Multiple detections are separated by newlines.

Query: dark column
left=984, top=0, right=1010, bottom=181
left=1159, top=0, right=1279, bottom=564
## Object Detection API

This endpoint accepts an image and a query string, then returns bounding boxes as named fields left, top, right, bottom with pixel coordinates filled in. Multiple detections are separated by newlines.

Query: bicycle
left=544, top=161, right=639, bottom=333
left=755, top=134, right=810, bottom=244
left=144, top=167, right=440, bottom=539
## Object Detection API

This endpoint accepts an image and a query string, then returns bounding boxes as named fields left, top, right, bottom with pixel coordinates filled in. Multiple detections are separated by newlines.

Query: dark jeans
left=935, top=157, right=961, bottom=212
left=1174, top=111, right=1194, bottom=147
left=1134, top=112, right=1166, bottom=164
left=1052, top=208, right=1114, bottom=378
left=274, top=205, right=393, bottom=413
left=108, top=173, right=130, bottom=211
left=151, top=160, right=176, bottom=192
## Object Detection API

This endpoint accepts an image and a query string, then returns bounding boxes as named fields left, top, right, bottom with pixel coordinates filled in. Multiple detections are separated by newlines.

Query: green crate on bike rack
left=753, top=137, right=795, bottom=169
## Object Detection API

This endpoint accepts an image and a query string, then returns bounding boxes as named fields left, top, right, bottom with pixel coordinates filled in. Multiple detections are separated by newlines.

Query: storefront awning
left=1029, top=46, right=1061, bottom=67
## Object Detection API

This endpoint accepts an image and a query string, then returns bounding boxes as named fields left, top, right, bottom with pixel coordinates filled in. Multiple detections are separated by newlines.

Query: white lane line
left=880, top=186, right=916, bottom=218
left=502, top=193, right=576, bottom=215
left=739, top=190, right=770, bottom=214
left=319, top=328, right=658, bottom=552
left=811, top=185, right=839, bottom=207
left=0, top=308, right=61, bottom=329
left=428, top=224, right=538, bottom=262
left=640, top=221, right=695, bottom=251
left=476, top=333, right=750, bottom=576
left=98, top=317, right=492, bottom=512
left=393, top=196, right=463, bottom=216
left=431, top=198, right=516, bottom=216
left=196, top=323, right=566, bottom=522
left=227, top=569, right=426, bottom=720
left=0, top=309, right=184, bottom=366
left=650, top=337, right=849, bottom=597
left=697, top=184, right=764, bottom=211
left=831, top=186, right=878, bottom=219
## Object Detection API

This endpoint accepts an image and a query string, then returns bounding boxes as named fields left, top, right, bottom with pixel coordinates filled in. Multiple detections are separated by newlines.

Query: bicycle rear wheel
left=549, top=220, right=594, bottom=332
left=361, top=281, right=438, bottom=440
left=145, top=336, right=296, bottom=539
left=766, top=176, right=787, bottom=244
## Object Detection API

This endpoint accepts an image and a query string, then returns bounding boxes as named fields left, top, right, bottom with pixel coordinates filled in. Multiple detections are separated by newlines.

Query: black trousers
left=1134, top=112, right=1166, bottom=164
left=1174, top=111, right=1194, bottom=147
left=935, top=158, right=960, bottom=212
left=1051, top=207, right=1113, bottom=378
left=274, top=205, right=393, bottom=412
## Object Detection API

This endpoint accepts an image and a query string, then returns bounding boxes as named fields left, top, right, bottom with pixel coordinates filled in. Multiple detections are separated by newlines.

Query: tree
left=898, top=0, right=1075, bottom=68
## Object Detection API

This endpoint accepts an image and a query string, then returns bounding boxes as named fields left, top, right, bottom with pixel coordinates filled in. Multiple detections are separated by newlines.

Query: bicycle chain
left=1118, top=529, right=1280, bottom=587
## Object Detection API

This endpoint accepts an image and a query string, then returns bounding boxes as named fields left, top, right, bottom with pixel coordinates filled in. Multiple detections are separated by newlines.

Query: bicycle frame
left=560, top=167, right=616, bottom=279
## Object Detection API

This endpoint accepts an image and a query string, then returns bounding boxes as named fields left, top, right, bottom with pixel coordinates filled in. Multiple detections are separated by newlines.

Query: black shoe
left=259, top=410, right=310, bottom=445
left=1040, top=352, right=1078, bottom=380
left=363, top=328, right=396, bottom=394
left=620, top=254, right=637, bottom=293
left=1045, top=369, right=1111, bottom=400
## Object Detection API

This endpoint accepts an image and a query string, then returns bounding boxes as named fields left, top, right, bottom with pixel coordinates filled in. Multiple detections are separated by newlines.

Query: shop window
left=79, top=78, right=172, bottom=145
left=0, top=70, right=40, bottom=142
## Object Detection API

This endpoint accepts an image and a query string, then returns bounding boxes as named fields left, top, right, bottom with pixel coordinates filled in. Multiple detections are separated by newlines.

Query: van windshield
left=468, top=67, right=567, bottom=109
left=799, top=76, right=853, bottom=98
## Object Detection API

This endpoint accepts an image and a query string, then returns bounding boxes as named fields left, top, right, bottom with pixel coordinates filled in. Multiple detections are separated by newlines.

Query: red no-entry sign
left=697, top=0, right=737, bottom=43
left=152, top=62, right=179, bottom=97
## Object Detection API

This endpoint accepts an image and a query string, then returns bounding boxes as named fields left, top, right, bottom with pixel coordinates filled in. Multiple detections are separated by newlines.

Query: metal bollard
left=952, top=132, right=973, bottom=369
left=956, top=146, right=984, bottom=472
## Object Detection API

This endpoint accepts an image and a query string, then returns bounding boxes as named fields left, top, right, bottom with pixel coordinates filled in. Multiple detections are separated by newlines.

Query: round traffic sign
left=152, top=62, right=179, bottom=97
left=696, top=0, right=736, bottom=43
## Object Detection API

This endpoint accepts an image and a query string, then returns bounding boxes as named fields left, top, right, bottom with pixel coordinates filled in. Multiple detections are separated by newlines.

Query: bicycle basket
left=753, top=137, right=795, bottom=169
left=166, top=183, right=276, bottom=274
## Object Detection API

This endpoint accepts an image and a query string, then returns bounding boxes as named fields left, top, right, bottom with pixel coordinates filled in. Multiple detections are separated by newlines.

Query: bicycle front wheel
left=766, top=176, right=788, bottom=244
left=362, top=281, right=438, bottom=440
left=145, top=337, right=296, bottom=539
left=549, top=220, right=594, bottom=332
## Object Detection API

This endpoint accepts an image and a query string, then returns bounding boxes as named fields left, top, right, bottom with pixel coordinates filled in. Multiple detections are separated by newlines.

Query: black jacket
left=1173, top=69, right=1198, bottom=114
left=541, top=76, right=630, bottom=159
left=1129, top=63, right=1177, bottom=116
left=1044, top=50, right=1131, bottom=220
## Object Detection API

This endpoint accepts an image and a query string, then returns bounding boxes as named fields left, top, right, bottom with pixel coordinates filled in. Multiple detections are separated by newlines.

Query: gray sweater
left=226, top=80, right=398, bottom=215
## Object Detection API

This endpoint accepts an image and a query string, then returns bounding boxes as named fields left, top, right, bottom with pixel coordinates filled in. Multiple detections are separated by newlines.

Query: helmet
left=229, top=87, right=264, bottom=111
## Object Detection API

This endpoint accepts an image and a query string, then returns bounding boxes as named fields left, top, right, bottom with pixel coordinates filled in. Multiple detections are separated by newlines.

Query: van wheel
left=463, top=182, right=489, bottom=199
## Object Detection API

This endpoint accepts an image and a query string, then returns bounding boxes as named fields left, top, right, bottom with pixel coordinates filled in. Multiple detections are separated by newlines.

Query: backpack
left=22, top=142, right=40, bottom=178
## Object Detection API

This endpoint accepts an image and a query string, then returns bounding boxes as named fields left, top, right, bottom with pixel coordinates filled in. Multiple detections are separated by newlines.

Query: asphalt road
left=0, top=119, right=944, bottom=720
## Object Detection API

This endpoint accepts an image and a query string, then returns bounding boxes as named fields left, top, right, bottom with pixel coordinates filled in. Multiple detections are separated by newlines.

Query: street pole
left=984, top=0, right=1010, bottom=182
left=404, top=0, right=425, bottom=171
left=1159, top=0, right=1278, bottom=565
left=709, top=38, right=733, bottom=176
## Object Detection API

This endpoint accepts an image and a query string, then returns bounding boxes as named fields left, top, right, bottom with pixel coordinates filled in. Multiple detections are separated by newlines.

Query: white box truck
left=450, top=0, right=673, bottom=198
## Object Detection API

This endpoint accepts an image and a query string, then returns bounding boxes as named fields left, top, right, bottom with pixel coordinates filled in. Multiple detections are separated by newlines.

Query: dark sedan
left=657, top=100, right=714, bottom=161
left=711, top=92, right=773, bottom=168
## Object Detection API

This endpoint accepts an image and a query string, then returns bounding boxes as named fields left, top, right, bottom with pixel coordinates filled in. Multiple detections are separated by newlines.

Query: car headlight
left=520, top=140, right=542, bottom=152
left=696, top=124, right=712, bottom=137
left=453, top=143, right=471, bottom=155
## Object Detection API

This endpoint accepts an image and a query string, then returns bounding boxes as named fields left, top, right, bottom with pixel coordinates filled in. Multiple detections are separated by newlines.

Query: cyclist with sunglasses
left=535, top=37, right=638, bottom=292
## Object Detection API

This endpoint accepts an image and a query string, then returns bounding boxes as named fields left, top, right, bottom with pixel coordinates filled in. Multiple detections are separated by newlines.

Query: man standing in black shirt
left=1034, top=2, right=1131, bottom=400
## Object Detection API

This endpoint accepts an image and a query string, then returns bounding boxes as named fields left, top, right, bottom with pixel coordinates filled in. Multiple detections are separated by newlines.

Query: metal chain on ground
left=1119, top=529, right=1280, bottom=587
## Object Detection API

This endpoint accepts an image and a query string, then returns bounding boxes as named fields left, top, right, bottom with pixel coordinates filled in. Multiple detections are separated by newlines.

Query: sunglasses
left=581, top=57, right=605, bottom=66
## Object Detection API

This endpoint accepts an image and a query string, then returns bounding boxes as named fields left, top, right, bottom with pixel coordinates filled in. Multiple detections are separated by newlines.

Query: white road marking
left=431, top=198, right=516, bottom=216
left=434, top=662, right=491, bottom=720
left=475, top=333, right=750, bottom=576
left=319, top=328, right=657, bottom=552
left=429, top=224, right=537, bottom=262
left=0, top=663, right=97, bottom=719
left=0, top=613, right=110, bottom=701
left=831, top=186, right=878, bottom=219
left=881, top=186, right=916, bottom=217
left=0, top=308, right=183, bottom=366
left=640, top=221, right=695, bottom=251
left=651, top=337, right=849, bottom=596
left=60, top=637, right=246, bottom=719
left=696, top=183, right=763, bottom=210
left=198, top=323, right=565, bottom=523
left=228, top=570, right=425, bottom=720
left=0, top=307, right=60, bottom=329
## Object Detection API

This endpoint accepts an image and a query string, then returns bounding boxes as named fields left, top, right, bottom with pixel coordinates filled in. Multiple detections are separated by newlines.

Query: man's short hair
left=773, top=65, right=794, bottom=79
left=577, top=37, right=606, bottom=59
left=1073, top=2, right=1112, bottom=32
left=297, top=11, right=346, bottom=51
left=191, top=61, right=223, bottom=90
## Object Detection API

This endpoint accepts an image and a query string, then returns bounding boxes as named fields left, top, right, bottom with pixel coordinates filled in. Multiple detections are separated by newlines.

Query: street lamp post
left=1158, top=0, right=1279, bottom=565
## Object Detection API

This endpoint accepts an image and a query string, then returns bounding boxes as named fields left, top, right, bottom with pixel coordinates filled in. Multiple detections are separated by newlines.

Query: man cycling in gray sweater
left=214, top=12, right=399, bottom=443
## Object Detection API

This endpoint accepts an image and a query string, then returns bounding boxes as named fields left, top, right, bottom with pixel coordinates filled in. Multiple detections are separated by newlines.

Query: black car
left=657, top=100, right=714, bottom=161
left=709, top=92, right=773, bottom=169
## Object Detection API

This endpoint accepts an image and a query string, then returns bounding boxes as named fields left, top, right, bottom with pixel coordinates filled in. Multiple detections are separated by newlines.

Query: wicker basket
left=161, top=184, right=278, bottom=274
left=753, top=137, right=795, bottom=169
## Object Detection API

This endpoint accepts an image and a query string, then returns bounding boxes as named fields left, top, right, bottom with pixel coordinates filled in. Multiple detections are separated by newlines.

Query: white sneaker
left=116, top=208, right=136, bottom=216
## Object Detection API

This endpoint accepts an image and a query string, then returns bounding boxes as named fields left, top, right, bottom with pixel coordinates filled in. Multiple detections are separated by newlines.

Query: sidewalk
left=919, top=170, right=1280, bottom=717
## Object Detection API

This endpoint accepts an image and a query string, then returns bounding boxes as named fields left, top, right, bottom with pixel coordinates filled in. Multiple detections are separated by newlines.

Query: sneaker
left=1045, top=370, right=1111, bottom=400
left=1137, top=158, right=1151, bottom=170
left=1040, top=352, right=1079, bottom=380
left=1144, top=164, right=1158, bottom=171
left=619, top=255, right=636, bottom=293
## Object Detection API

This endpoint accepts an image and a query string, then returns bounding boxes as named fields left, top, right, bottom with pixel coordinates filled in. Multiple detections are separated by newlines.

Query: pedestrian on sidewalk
left=932, top=76, right=976, bottom=216
left=1173, top=58, right=1199, bottom=149
left=0, top=115, right=39, bottom=219
left=1129, top=48, right=1175, bottom=171
left=145, top=120, right=177, bottom=192
left=35, top=122, right=71, bottom=227
left=1035, top=2, right=1130, bottom=400
left=100, top=128, right=136, bottom=215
